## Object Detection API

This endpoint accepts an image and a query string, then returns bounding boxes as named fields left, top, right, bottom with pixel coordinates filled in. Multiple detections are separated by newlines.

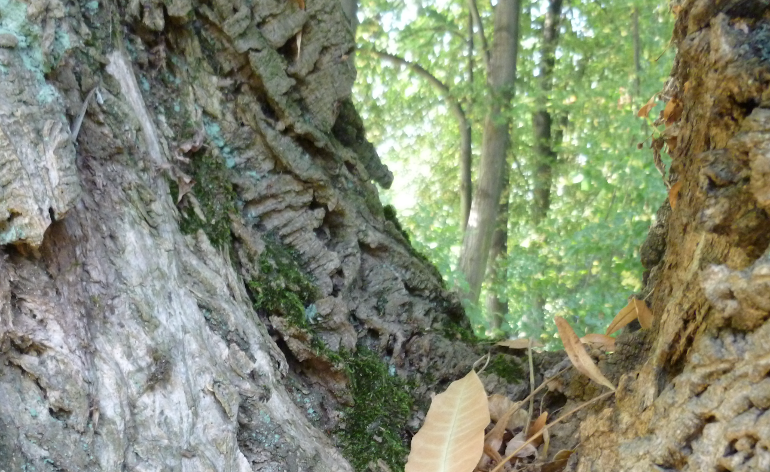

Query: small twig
left=524, top=338, right=535, bottom=436
left=70, top=87, right=98, bottom=143
left=500, top=365, right=570, bottom=427
left=474, top=352, right=492, bottom=374
left=490, top=390, right=616, bottom=472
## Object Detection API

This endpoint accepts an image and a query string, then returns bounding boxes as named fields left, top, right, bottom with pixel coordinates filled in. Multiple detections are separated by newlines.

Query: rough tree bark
left=565, top=3, right=770, bottom=471
left=458, top=0, right=522, bottom=306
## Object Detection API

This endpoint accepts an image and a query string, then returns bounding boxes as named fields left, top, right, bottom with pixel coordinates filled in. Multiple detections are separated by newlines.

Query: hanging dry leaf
left=635, top=298, right=654, bottom=329
left=555, top=317, right=616, bottom=391
left=487, top=394, right=529, bottom=431
left=663, top=98, right=683, bottom=125
left=580, top=333, right=616, bottom=351
left=405, top=370, right=490, bottom=472
left=637, top=95, right=657, bottom=117
left=504, top=432, right=537, bottom=459
left=496, top=339, right=543, bottom=349
left=606, top=297, right=652, bottom=334
left=669, top=180, right=683, bottom=209
left=605, top=299, right=638, bottom=335
left=541, top=450, right=575, bottom=472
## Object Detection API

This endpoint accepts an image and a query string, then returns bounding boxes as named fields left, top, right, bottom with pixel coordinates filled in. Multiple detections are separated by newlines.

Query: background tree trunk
left=458, top=0, right=522, bottom=306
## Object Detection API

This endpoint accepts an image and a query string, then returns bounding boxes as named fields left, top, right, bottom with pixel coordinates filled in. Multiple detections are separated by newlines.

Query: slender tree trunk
left=485, top=168, right=509, bottom=332
left=632, top=6, right=641, bottom=100
left=531, top=0, right=563, bottom=228
left=458, top=0, right=521, bottom=306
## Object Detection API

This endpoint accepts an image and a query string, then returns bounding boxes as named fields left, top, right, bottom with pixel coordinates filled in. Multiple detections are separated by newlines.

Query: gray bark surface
left=0, top=0, right=504, bottom=470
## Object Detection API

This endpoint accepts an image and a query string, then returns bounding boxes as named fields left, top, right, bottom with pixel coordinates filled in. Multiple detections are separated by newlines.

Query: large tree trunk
left=458, top=0, right=522, bottom=306
left=0, top=1, right=502, bottom=470
left=569, top=4, right=770, bottom=471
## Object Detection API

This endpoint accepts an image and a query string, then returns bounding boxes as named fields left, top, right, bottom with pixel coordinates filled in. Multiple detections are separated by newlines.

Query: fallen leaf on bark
left=487, top=394, right=529, bottom=431
left=663, top=98, right=683, bottom=125
left=405, top=370, right=490, bottom=472
left=555, top=316, right=616, bottom=391
left=669, top=180, right=682, bottom=209
left=580, top=333, right=616, bottom=351
left=606, top=297, right=653, bottom=333
left=504, top=432, right=537, bottom=459
left=541, top=450, right=575, bottom=472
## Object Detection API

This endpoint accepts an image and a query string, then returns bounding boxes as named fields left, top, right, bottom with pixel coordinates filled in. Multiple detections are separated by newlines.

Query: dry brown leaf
left=637, top=95, right=656, bottom=117
left=635, top=298, right=654, bottom=329
left=666, top=135, right=678, bottom=152
left=580, top=333, right=616, bottom=351
left=669, top=180, right=683, bottom=209
left=405, top=370, right=490, bottom=472
left=504, top=432, right=537, bottom=459
left=606, top=297, right=653, bottom=334
left=487, top=394, right=529, bottom=431
left=663, top=98, right=683, bottom=125
left=541, top=450, right=575, bottom=472
left=528, top=412, right=548, bottom=439
left=479, top=407, right=512, bottom=469
left=496, top=339, right=543, bottom=349
left=605, top=299, right=638, bottom=335
left=555, top=316, right=616, bottom=391
left=526, top=411, right=548, bottom=448
left=542, top=427, right=551, bottom=458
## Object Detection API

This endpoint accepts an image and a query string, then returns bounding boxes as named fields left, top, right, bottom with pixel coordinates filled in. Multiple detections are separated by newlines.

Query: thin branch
left=468, top=0, right=490, bottom=74
left=362, top=47, right=473, bottom=228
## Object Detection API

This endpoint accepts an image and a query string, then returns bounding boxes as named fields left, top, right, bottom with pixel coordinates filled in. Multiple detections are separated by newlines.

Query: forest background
left=352, top=0, right=675, bottom=342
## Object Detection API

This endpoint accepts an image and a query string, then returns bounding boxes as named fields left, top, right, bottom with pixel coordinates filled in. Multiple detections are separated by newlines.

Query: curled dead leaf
left=487, top=394, right=529, bottom=431
left=555, top=316, right=616, bottom=391
left=637, top=94, right=657, bottom=118
left=635, top=298, right=654, bottom=329
left=504, top=432, right=537, bottom=459
left=669, top=180, right=683, bottom=210
left=542, top=450, right=575, bottom=472
left=606, top=297, right=653, bottom=334
left=580, top=333, right=616, bottom=351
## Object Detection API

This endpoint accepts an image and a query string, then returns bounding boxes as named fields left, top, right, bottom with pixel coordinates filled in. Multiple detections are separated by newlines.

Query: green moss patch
left=170, top=148, right=236, bottom=249
left=337, top=348, right=413, bottom=472
left=247, top=238, right=318, bottom=328
left=485, top=354, right=523, bottom=383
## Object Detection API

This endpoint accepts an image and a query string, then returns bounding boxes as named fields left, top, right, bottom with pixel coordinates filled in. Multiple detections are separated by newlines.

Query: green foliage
left=337, top=347, right=413, bottom=472
left=247, top=238, right=318, bottom=328
left=354, top=0, right=675, bottom=343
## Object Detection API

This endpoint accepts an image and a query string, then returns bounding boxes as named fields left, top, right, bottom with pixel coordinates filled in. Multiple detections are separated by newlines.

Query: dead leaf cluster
left=406, top=297, right=653, bottom=472
left=405, top=368, right=579, bottom=472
